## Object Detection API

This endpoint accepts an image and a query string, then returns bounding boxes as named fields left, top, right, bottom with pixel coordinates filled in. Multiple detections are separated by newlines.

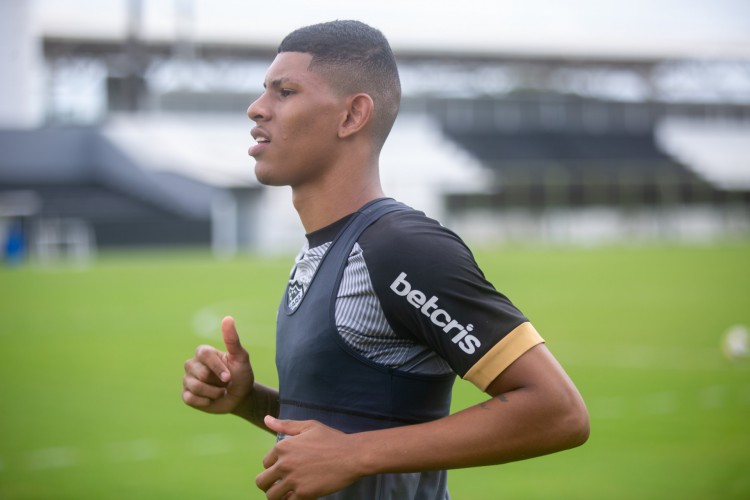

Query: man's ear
left=338, top=93, right=374, bottom=139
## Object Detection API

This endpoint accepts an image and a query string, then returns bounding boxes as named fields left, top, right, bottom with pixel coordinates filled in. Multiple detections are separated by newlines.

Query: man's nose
left=247, top=94, right=266, bottom=121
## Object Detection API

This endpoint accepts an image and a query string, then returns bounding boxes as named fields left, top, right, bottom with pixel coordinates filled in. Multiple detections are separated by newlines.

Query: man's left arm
left=256, top=343, right=589, bottom=500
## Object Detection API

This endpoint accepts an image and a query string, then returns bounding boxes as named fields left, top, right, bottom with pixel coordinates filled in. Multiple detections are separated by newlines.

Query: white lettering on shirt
left=390, top=272, right=481, bottom=355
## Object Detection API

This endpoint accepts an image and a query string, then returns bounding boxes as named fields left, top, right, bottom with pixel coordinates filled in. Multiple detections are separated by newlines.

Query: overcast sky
left=36, top=0, right=750, bottom=59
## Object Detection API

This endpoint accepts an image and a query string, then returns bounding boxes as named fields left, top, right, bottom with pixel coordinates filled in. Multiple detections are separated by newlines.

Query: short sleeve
left=359, top=210, right=542, bottom=387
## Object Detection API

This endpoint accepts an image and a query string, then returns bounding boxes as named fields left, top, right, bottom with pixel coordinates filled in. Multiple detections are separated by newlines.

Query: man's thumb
left=264, top=415, right=310, bottom=437
left=221, top=316, right=246, bottom=356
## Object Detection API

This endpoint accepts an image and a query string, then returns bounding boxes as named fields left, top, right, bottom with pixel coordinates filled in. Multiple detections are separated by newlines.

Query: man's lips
left=248, top=140, right=269, bottom=157
left=249, top=128, right=270, bottom=157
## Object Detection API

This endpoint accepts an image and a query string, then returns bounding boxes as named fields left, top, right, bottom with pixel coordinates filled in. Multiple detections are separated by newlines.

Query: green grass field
left=1, top=242, right=749, bottom=499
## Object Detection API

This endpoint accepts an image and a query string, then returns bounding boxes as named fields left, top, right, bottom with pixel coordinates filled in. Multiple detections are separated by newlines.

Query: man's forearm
left=351, top=384, right=588, bottom=477
left=349, top=346, right=589, bottom=476
left=232, top=382, right=280, bottom=434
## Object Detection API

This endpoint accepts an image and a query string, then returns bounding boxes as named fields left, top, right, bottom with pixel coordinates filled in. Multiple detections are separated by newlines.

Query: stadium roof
left=35, top=0, right=750, bottom=61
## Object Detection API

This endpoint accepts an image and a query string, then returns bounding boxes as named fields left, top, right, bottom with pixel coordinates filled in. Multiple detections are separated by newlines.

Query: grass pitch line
left=187, top=433, right=234, bottom=456
left=105, top=438, right=160, bottom=463
left=590, top=382, right=745, bottom=420
left=25, top=447, right=78, bottom=470
left=12, top=434, right=239, bottom=472
left=192, top=299, right=273, bottom=347
left=563, top=342, right=737, bottom=371
left=641, top=391, right=680, bottom=416
left=192, top=308, right=226, bottom=340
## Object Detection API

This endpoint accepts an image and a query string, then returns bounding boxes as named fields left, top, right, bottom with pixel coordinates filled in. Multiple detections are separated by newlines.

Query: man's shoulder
left=359, top=209, right=465, bottom=256
left=357, top=208, right=477, bottom=292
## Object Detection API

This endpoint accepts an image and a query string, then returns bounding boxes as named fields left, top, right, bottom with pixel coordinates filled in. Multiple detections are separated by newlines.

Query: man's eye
left=280, top=89, right=294, bottom=97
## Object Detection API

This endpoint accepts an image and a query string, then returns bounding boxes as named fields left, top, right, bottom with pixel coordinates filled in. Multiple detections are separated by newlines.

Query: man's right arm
left=182, top=316, right=279, bottom=435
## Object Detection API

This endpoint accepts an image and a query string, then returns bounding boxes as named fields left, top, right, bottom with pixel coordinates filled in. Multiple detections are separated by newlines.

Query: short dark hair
left=278, top=20, right=401, bottom=152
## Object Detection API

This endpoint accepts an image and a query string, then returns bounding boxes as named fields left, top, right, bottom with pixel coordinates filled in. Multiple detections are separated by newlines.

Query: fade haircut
left=278, top=20, right=401, bottom=152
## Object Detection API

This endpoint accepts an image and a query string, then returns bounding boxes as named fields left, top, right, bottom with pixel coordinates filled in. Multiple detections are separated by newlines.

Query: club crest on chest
left=287, top=280, right=305, bottom=312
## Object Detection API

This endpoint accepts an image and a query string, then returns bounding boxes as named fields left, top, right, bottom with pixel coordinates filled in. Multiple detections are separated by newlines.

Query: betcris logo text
left=390, top=272, right=481, bottom=355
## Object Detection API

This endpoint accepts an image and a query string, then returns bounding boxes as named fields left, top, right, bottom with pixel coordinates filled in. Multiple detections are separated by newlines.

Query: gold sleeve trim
left=464, top=322, right=545, bottom=391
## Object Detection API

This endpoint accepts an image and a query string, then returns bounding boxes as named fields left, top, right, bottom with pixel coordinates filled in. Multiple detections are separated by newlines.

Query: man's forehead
left=265, top=52, right=314, bottom=81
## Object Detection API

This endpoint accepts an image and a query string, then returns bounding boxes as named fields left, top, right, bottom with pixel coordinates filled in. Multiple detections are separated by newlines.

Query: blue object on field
left=4, top=220, right=26, bottom=265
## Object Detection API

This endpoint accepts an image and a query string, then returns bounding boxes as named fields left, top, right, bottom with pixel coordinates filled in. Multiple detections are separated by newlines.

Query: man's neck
left=292, top=175, right=385, bottom=234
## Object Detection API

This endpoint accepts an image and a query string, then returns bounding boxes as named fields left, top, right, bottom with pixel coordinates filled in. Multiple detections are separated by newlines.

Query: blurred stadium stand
left=0, top=128, right=214, bottom=257
left=428, top=96, right=750, bottom=243
left=426, top=95, right=750, bottom=209
left=1, top=2, right=749, bottom=257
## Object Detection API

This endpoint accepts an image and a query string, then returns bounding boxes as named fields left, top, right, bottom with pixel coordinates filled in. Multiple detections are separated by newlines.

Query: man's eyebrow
left=263, top=77, right=296, bottom=89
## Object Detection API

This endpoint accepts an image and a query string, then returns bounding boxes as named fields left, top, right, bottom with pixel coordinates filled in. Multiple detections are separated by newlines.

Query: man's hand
left=182, top=316, right=254, bottom=415
left=255, top=416, right=363, bottom=500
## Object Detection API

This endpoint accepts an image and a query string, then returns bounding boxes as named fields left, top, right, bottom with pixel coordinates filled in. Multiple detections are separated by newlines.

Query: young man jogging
left=182, top=20, right=589, bottom=500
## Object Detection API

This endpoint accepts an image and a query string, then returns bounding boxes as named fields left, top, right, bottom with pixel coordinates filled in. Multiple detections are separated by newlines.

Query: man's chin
left=254, top=166, right=279, bottom=186
left=255, top=176, right=289, bottom=188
